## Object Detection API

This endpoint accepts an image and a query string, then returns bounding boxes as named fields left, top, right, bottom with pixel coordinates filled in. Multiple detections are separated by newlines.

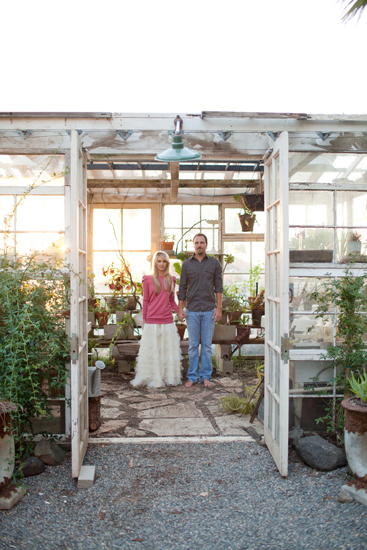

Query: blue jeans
left=186, top=309, right=215, bottom=383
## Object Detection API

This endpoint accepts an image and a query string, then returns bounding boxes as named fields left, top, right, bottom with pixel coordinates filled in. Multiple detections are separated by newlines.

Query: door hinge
left=71, top=334, right=79, bottom=363
left=281, top=334, right=289, bottom=363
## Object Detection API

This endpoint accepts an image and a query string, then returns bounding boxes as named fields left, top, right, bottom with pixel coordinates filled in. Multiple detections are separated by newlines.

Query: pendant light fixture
left=154, top=115, right=202, bottom=162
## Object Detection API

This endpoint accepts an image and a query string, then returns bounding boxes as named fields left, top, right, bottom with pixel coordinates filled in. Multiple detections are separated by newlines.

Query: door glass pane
left=123, top=209, right=151, bottom=250
left=0, top=154, right=65, bottom=187
left=289, top=227, right=334, bottom=251
left=17, top=196, right=64, bottom=231
left=289, top=191, right=333, bottom=226
left=93, top=209, right=121, bottom=250
left=274, top=155, right=280, bottom=201
left=337, top=191, right=367, bottom=227
left=289, top=153, right=367, bottom=184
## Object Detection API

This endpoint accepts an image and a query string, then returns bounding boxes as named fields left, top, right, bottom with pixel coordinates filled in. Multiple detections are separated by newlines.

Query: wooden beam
left=87, top=179, right=258, bottom=189
left=169, top=162, right=179, bottom=202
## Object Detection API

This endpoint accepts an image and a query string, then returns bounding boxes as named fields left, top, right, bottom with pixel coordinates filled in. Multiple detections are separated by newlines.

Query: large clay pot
left=342, top=398, right=367, bottom=478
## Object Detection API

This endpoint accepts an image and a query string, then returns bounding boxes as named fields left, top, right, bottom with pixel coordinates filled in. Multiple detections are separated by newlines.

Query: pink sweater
left=142, top=275, right=178, bottom=324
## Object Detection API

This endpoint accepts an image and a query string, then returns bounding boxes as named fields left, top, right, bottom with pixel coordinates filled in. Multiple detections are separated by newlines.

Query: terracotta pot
left=160, top=241, right=174, bottom=251
left=342, top=398, right=367, bottom=478
left=176, top=324, right=186, bottom=340
left=238, top=213, right=255, bottom=232
left=95, top=311, right=109, bottom=326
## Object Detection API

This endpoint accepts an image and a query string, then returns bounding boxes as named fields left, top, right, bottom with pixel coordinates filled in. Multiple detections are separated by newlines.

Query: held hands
left=177, top=308, right=187, bottom=322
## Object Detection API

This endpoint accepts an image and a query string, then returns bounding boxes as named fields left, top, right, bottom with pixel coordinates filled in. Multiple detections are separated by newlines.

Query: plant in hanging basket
left=233, top=194, right=257, bottom=232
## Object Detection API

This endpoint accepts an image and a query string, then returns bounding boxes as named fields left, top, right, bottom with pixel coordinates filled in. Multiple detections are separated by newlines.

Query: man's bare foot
left=203, top=379, right=214, bottom=387
left=185, top=380, right=194, bottom=388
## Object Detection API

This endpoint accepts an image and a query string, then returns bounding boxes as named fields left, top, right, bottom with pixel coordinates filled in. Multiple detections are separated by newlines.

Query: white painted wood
left=264, top=132, right=290, bottom=477
left=69, top=131, right=89, bottom=479
left=88, top=436, right=253, bottom=444
left=0, top=186, right=65, bottom=195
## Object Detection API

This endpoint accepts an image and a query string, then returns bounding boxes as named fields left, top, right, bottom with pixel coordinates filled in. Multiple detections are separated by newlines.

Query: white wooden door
left=69, top=130, right=89, bottom=478
left=264, top=131, right=290, bottom=477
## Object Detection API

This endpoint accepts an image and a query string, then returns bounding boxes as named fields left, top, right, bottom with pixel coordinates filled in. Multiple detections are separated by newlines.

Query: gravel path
left=1, top=440, right=366, bottom=550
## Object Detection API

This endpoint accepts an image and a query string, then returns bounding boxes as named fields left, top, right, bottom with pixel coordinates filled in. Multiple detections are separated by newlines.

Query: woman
left=131, top=251, right=183, bottom=388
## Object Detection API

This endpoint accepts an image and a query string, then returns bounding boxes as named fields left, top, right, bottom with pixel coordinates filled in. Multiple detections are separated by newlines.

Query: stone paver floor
left=92, top=371, right=264, bottom=439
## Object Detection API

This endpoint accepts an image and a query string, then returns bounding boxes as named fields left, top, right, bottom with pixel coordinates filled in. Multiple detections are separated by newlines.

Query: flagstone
left=116, top=390, right=143, bottom=398
left=216, top=377, right=243, bottom=387
left=101, top=398, right=122, bottom=407
left=129, top=399, right=176, bottom=411
left=125, top=427, right=147, bottom=437
left=214, top=415, right=264, bottom=436
left=137, top=403, right=204, bottom=419
left=120, top=397, right=146, bottom=403
left=139, top=418, right=217, bottom=436
left=101, top=407, right=124, bottom=419
left=94, top=420, right=129, bottom=434
left=169, top=392, right=205, bottom=400
left=145, top=393, right=168, bottom=400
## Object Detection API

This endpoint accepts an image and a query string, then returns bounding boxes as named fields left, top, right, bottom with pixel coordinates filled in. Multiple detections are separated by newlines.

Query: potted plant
left=233, top=194, right=256, bottom=232
left=347, top=230, right=362, bottom=256
left=307, top=267, right=367, bottom=439
left=160, top=233, right=176, bottom=251
left=248, top=289, right=265, bottom=327
left=342, top=370, right=367, bottom=479
left=174, top=314, right=186, bottom=340
left=102, top=257, right=140, bottom=311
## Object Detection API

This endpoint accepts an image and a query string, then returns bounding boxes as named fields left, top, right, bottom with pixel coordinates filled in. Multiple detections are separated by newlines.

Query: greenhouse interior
left=1, top=111, right=367, bottom=477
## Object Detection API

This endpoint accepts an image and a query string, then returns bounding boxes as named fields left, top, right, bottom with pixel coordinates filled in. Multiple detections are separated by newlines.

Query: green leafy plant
left=0, top=254, right=70, bottom=459
left=348, top=370, right=367, bottom=402
left=218, top=393, right=249, bottom=414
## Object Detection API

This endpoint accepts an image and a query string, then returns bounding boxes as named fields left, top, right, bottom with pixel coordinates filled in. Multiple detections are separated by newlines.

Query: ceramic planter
left=0, top=403, right=16, bottom=485
left=342, top=398, right=367, bottom=478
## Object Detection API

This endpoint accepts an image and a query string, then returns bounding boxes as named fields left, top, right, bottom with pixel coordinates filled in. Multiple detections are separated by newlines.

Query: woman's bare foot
left=203, top=379, right=214, bottom=387
left=185, top=380, right=194, bottom=388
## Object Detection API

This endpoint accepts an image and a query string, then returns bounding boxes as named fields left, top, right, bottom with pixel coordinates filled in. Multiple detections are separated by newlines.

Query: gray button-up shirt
left=178, top=254, right=223, bottom=312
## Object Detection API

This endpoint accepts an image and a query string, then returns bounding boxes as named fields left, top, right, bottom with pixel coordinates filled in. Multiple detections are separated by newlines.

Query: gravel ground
left=1, top=440, right=366, bottom=550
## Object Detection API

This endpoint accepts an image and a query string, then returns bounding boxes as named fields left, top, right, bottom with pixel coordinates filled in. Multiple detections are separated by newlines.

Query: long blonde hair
left=152, top=251, right=175, bottom=296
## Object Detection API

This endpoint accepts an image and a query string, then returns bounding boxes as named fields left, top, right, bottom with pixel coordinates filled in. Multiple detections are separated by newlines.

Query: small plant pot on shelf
left=341, top=398, right=367, bottom=478
left=238, top=213, right=256, bottom=232
left=347, top=241, right=362, bottom=256
left=160, top=242, right=174, bottom=251
left=95, top=311, right=109, bottom=326
left=237, top=325, right=251, bottom=339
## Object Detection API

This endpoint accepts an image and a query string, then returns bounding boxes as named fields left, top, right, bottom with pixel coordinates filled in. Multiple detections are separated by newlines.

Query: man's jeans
left=186, top=309, right=215, bottom=383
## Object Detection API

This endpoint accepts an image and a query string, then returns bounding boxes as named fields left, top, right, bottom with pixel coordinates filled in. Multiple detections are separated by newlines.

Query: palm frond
left=339, top=0, right=367, bottom=22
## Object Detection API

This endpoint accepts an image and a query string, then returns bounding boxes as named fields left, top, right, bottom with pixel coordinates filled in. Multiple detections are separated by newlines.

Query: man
left=177, top=233, right=223, bottom=388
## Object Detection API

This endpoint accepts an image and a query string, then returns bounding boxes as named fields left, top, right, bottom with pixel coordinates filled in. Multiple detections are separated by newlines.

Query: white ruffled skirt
left=131, top=323, right=183, bottom=388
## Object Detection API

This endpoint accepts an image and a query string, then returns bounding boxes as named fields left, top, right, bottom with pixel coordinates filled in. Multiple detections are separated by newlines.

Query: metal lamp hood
left=154, top=115, right=202, bottom=163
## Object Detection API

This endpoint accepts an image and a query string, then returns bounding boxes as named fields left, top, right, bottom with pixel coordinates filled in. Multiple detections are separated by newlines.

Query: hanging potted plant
left=233, top=194, right=256, bottom=232
left=160, top=233, right=176, bottom=251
